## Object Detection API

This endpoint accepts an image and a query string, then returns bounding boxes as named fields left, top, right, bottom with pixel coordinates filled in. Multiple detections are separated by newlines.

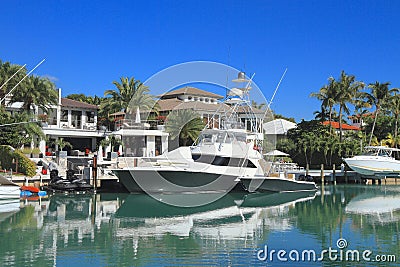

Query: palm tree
left=310, top=76, right=338, bottom=128
left=251, top=100, right=267, bottom=110
left=335, top=71, right=364, bottom=141
left=10, top=75, right=58, bottom=113
left=102, top=77, right=157, bottom=114
left=0, top=61, right=26, bottom=100
left=66, top=94, right=103, bottom=105
left=384, top=132, right=400, bottom=149
left=165, top=109, right=205, bottom=146
left=54, top=138, right=73, bottom=151
left=126, top=84, right=158, bottom=117
left=365, top=81, right=399, bottom=145
left=386, top=93, right=400, bottom=141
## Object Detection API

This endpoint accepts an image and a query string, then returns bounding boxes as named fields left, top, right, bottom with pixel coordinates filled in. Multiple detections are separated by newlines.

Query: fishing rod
left=0, top=64, right=27, bottom=91
left=0, top=59, right=46, bottom=104
left=0, top=120, right=38, bottom=127
left=268, top=68, right=288, bottom=108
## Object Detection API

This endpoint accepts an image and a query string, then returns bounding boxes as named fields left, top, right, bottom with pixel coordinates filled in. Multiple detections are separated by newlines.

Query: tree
left=251, top=100, right=267, bottom=110
left=310, top=76, right=338, bottom=128
left=386, top=93, right=400, bottom=141
left=165, top=109, right=205, bottom=146
left=381, top=133, right=400, bottom=148
left=10, top=75, right=58, bottom=113
left=102, top=77, right=157, bottom=114
left=335, top=71, right=364, bottom=141
left=54, top=138, right=73, bottom=151
left=126, top=84, right=158, bottom=117
left=0, top=60, right=26, bottom=101
left=273, top=113, right=296, bottom=123
left=66, top=93, right=103, bottom=105
left=0, top=109, right=44, bottom=148
left=365, top=81, right=399, bottom=145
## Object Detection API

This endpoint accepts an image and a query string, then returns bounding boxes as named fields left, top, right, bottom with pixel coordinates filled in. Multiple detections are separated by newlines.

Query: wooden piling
left=306, top=163, right=309, bottom=176
left=320, top=164, right=324, bottom=184
left=332, top=164, right=336, bottom=185
left=92, top=155, right=98, bottom=193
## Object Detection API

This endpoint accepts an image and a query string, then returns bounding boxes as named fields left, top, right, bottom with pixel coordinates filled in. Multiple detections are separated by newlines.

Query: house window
left=61, top=110, right=68, bottom=122
left=87, top=111, right=95, bottom=123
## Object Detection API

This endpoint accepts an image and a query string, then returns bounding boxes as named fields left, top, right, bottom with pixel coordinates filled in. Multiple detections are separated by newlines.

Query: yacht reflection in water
left=345, top=187, right=400, bottom=224
left=111, top=191, right=317, bottom=239
left=2, top=186, right=399, bottom=266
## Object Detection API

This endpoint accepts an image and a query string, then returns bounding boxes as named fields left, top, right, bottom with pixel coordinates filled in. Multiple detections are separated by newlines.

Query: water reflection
left=0, top=186, right=398, bottom=266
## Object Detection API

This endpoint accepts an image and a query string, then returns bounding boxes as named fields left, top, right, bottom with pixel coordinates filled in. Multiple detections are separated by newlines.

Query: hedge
left=0, top=146, right=36, bottom=177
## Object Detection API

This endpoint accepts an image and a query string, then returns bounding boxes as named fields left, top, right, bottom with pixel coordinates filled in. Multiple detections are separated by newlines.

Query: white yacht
left=343, top=146, right=400, bottom=176
left=0, top=175, right=20, bottom=199
left=112, top=72, right=267, bottom=193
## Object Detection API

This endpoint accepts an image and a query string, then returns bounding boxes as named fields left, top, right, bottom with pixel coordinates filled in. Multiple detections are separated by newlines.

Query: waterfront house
left=5, top=88, right=169, bottom=157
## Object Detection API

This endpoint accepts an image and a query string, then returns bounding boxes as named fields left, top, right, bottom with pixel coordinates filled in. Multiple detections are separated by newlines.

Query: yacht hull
left=344, top=156, right=400, bottom=176
left=0, top=186, right=21, bottom=199
left=113, top=168, right=239, bottom=193
left=240, top=176, right=317, bottom=193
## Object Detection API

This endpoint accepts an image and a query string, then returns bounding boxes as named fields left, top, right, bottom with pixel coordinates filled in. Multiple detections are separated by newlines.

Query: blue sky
left=2, top=0, right=400, bottom=122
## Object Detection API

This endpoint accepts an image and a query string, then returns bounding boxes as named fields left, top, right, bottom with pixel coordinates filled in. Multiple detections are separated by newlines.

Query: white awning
left=263, top=119, right=296, bottom=135
left=264, top=149, right=289, bottom=156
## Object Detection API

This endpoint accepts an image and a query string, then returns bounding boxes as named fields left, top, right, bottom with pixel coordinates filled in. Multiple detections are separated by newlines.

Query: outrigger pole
left=0, top=59, right=46, bottom=104
left=268, top=68, right=288, bottom=108
left=0, top=64, right=27, bottom=91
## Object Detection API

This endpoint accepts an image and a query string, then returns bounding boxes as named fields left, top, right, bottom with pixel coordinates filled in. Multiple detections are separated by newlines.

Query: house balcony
left=41, top=119, right=98, bottom=131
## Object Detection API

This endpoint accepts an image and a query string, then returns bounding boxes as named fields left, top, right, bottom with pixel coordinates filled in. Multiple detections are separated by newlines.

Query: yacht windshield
left=199, top=134, right=213, bottom=144
left=364, top=148, right=392, bottom=157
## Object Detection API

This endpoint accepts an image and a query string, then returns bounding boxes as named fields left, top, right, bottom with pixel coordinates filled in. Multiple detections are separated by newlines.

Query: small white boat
left=239, top=175, right=317, bottom=193
left=344, top=146, right=400, bottom=176
left=0, top=175, right=20, bottom=199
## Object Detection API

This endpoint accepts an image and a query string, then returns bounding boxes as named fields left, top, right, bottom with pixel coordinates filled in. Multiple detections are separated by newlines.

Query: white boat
left=0, top=175, right=21, bottom=199
left=112, top=72, right=267, bottom=194
left=343, top=146, right=400, bottom=176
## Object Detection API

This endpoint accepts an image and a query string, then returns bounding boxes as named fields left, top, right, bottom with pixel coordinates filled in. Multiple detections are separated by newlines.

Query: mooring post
left=332, top=164, right=336, bottom=185
left=306, top=163, right=309, bottom=176
left=92, top=155, right=97, bottom=193
left=321, top=164, right=324, bottom=184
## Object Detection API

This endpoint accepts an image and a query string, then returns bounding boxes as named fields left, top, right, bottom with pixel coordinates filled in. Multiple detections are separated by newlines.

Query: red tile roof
left=322, top=121, right=360, bottom=130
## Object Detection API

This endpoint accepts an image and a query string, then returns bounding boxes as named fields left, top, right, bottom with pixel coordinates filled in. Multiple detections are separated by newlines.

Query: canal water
left=0, top=185, right=399, bottom=266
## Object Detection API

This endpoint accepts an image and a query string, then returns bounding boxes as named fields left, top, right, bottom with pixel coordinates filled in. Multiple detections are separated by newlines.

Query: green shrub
left=14, top=151, right=36, bottom=177
left=0, top=146, right=36, bottom=177
left=0, top=145, right=14, bottom=170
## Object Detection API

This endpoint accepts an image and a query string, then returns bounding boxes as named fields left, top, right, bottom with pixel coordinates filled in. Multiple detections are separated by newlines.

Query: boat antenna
left=268, top=68, right=287, bottom=108
left=0, top=59, right=46, bottom=105
left=0, top=64, right=27, bottom=91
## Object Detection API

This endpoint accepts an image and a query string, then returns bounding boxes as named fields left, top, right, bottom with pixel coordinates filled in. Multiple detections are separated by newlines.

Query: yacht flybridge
left=112, top=71, right=268, bottom=193
left=344, top=146, right=400, bottom=176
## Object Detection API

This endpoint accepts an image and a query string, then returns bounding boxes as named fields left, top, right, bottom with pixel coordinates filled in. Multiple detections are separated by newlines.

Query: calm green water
left=0, top=185, right=399, bottom=266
